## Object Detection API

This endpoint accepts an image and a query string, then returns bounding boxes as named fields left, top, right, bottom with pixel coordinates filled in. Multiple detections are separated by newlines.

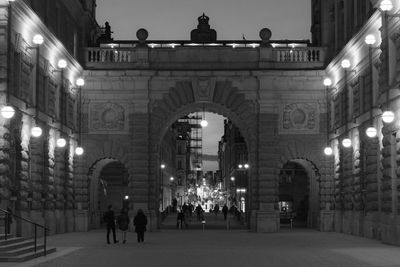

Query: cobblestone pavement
left=4, top=228, right=400, bottom=267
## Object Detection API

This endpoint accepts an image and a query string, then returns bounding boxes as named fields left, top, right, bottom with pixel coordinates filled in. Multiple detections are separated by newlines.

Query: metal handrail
left=0, top=208, right=48, bottom=255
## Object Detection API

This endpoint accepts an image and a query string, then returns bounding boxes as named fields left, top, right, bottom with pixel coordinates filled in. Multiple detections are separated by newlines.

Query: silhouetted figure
left=222, top=204, right=228, bottom=220
left=172, top=198, right=178, bottom=212
left=97, top=21, right=114, bottom=44
left=117, top=208, right=130, bottom=243
left=134, top=209, right=147, bottom=243
left=103, top=205, right=118, bottom=244
left=214, top=204, right=219, bottom=216
left=177, top=210, right=185, bottom=229
left=195, top=204, right=203, bottom=221
left=188, top=203, right=194, bottom=217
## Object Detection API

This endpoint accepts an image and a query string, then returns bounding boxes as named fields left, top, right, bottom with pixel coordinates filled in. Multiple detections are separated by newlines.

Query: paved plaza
left=3, top=228, right=400, bottom=267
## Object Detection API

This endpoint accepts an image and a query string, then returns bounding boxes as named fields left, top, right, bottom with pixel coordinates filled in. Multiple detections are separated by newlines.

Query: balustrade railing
left=83, top=44, right=326, bottom=65
left=274, top=47, right=325, bottom=62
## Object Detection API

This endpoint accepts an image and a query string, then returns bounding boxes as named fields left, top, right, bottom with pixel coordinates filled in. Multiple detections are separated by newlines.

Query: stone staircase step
left=0, top=239, right=35, bottom=251
left=0, top=247, right=56, bottom=262
left=0, top=243, right=45, bottom=257
left=0, top=237, right=25, bottom=246
left=0, top=234, right=13, bottom=240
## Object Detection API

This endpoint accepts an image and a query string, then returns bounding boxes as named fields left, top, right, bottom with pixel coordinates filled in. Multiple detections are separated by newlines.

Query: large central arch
left=147, top=80, right=260, bottom=228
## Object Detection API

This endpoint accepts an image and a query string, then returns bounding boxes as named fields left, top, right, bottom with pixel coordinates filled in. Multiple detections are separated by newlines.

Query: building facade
left=2, top=0, right=400, bottom=246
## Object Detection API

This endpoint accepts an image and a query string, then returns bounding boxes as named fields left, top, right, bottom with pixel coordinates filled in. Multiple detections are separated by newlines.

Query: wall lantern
left=365, top=127, right=377, bottom=138
left=324, top=147, right=333, bottom=156
left=341, top=59, right=351, bottom=69
left=75, top=146, right=84, bottom=156
left=323, top=78, right=332, bottom=87
left=32, top=34, right=44, bottom=45
left=382, top=110, right=395, bottom=123
left=380, top=0, right=393, bottom=11
left=364, top=34, right=377, bottom=46
left=31, top=126, right=42, bottom=137
left=76, top=78, right=85, bottom=87
left=342, top=138, right=352, bottom=148
left=56, top=138, right=67, bottom=148
left=57, top=59, right=67, bottom=69
left=1, top=106, right=15, bottom=119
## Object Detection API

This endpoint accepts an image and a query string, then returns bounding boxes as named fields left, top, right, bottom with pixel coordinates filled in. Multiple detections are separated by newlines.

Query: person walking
left=103, top=205, right=119, bottom=244
left=177, top=209, right=185, bottom=229
left=117, top=208, right=130, bottom=243
left=222, top=204, right=228, bottom=220
left=195, top=204, right=203, bottom=221
left=134, top=209, right=147, bottom=243
left=214, top=204, right=219, bottom=216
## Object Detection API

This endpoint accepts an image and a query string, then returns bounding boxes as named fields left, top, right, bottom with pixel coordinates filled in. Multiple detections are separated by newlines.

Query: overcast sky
left=96, top=0, right=311, bottom=172
left=96, top=0, right=311, bottom=41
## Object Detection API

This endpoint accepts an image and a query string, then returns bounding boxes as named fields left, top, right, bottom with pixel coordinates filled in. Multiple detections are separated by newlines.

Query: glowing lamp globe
left=244, top=164, right=249, bottom=169
left=382, top=111, right=395, bottom=123
left=56, top=138, right=66, bottom=148
left=57, top=59, right=67, bottom=69
left=366, top=127, right=377, bottom=138
left=75, top=147, right=84, bottom=156
left=323, top=78, right=332, bottom=87
left=365, top=34, right=376, bottom=45
left=160, top=164, right=165, bottom=169
left=32, top=34, right=44, bottom=45
left=1, top=106, right=15, bottom=119
left=124, top=195, right=129, bottom=200
left=230, top=176, right=235, bottom=181
left=380, top=0, right=393, bottom=11
left=341, top=59, right=351, bottom=69
left=31, top=126, right=42, bottom=137
left=238, top=164, right=243, bottom=169
left=324, top=147, right=333, bottom=156
left=76, top=78, right=85, bottom=87
left=342, top=138, right=352, bottom=148
left=170, top=177, right=174, bottom=181
left=200, top=119, right=208, bottom=127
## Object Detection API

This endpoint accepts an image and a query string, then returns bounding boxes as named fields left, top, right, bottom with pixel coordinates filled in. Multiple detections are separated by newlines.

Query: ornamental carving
left=192, top=78, right=215, bottom=102
left=89, top=102, right=127, bottom=133
left=279, top=103, right=319, bottom=134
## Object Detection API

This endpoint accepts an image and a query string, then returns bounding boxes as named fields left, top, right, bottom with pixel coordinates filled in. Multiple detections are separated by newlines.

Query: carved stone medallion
left=279, top=103, right=319, bottom=134
left=89, top=102, right=127, bottom=133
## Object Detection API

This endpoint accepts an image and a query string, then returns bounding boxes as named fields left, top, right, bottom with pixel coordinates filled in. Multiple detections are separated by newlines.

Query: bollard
left=202, top=220, right=206, bottom=231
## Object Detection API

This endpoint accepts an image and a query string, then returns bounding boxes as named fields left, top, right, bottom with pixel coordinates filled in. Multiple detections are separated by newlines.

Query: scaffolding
left=178, top=113, right=203, bottom=172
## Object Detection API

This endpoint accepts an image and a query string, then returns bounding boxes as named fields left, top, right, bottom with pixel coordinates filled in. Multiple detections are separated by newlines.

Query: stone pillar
left=319, top=156, right=334, bottom=232
left=54, top=144, right=66, bottom=233
left=74, top=156, right=89, bottom=231
left=255, top=113, right=279, bottom=232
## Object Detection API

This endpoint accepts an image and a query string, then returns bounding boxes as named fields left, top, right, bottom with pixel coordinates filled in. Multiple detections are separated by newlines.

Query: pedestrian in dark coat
left=133, top=209, right=147, bottom=243
left=103, top=205, right=119, bottom=244
left=222, top=204, right=228, bottom=220
left=117, top=208, right=130, bottom=243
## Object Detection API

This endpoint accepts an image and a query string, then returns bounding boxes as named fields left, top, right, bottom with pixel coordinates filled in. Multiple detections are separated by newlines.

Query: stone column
left=254, top=113, right=279, bottom=232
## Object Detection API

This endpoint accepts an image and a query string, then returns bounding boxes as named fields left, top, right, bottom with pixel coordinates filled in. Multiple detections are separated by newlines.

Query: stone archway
left=87, top=157, right=129, bottom=229
left=278, top=158, right=320, bottom=229
left=147, top=80, right=259, bottom=229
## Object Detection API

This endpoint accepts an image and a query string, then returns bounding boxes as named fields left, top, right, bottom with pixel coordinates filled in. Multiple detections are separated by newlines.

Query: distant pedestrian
left=117, top=208, right=130, bottom=243
left=214, top=204, right=219, bottom=216
left=195, top=204, right=203, bottom=221
left=222, top=204, right=228, bottom=220
left=172, top=198, right=178, bottom=212
left=134, top=209, right=148, bottom=243
left=177, top=209, right=185, bottom=229
left=103, top=205, right=119, bottom=244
